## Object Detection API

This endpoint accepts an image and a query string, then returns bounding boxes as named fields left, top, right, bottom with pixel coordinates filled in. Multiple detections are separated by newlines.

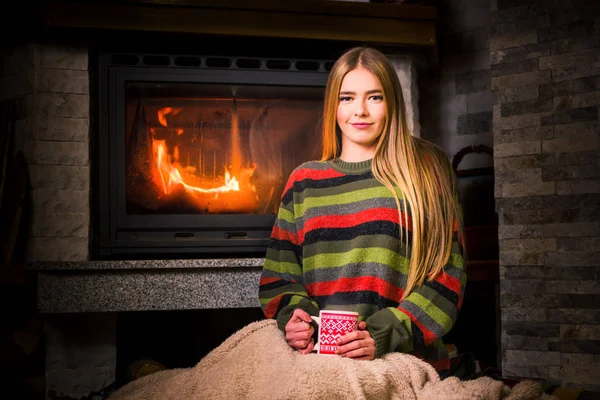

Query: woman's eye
left=369, top=95, right=384, bottom=101
left=339, top=96, right=352, bottom=102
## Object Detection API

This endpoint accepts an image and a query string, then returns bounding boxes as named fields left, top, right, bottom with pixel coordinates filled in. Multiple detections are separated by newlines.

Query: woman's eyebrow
left=339, top=89, right=383, bottom=95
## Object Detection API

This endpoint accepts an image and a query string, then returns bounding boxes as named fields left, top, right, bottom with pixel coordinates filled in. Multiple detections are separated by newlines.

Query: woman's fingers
left=340, top=348, right=365, bottom=358
left=286, top=320, right=314, bottom=338
left=287, top=326, right=314, bottom=352
left=286, top=326, right=313, bottom=344
left=335, top=330, right=375, bottom=360
left=337, top=340, right=375, bottom=360
left=295, top=338, right=315, bottom=354
left=285, top=309, right=315, bottom=352
left=290, top=308, right=312, bottom=324
left=336, top=338, right=368, bottom=352
left=336, top=329, right=370, bottom=344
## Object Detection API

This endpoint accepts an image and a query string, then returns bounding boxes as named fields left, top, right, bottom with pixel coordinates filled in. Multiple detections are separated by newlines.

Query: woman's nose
left=354, top=101, right=368, bottom=116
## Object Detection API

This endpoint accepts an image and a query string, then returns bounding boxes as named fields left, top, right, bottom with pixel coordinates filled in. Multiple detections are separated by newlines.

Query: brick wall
left=390, top=54, right=421, bottom=137
left=2, top=43, right=109, bottom=398
left=491, top=0, right=600, bottom=390
left=419, top=0, right=493, bottom=169
left=1, top=43, right=91, bottom=262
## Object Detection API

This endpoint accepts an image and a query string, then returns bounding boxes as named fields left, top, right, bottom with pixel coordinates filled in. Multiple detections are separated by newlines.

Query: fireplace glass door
left=125, top=82, right=322, bottom=216
left=95, top=54, right=330, bottom=258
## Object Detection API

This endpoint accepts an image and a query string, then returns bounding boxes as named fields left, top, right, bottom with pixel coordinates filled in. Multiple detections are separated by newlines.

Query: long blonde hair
left=322, top=47, right=463, bottom=299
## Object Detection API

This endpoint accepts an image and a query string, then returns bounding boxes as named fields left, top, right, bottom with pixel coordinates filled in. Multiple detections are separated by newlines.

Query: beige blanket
left=109, top=320, right=554, bottom=400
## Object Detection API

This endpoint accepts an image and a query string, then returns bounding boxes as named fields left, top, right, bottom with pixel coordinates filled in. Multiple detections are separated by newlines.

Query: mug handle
left=310, top=316, right=320, bottom=352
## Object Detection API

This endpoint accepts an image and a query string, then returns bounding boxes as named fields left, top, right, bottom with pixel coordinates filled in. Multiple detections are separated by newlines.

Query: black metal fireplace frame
left=92, top=51, right=331, bottom=259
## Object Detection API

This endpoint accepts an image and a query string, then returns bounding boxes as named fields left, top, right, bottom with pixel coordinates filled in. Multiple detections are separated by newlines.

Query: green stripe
left=263, top=258, right=301, bottom=274
left=259, top=285, right=309, bottom=306
left=449, top=253, right=464, bottom=268
left=303, top=247, right=409, bottom=274
left=296, top=178, right=384, bottom=200
left=295, top=186, right=395, bottom=218
left=286, top=294, right=319, bottom=309
left=389, top=307, right=413, bottom=326
left=418, top=285, right=456, bottom=319
left=408, top=292, right=453, bottom=331
left=277, top=206, right=295, bottom=224
left=304, top=235, right=404, bottom=257
left=388, top=308, right=414, bottom=353
left=265, top=248, right=299, bottom=266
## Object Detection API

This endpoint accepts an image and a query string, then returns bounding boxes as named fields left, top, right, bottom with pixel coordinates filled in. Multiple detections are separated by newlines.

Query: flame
left=153, top=138, right=247, bottom=195
left=157, top=107, right=182, bottom=127
left=157, top=107, right=172, bottom=127
left=152, top=107, right=256, bottom=201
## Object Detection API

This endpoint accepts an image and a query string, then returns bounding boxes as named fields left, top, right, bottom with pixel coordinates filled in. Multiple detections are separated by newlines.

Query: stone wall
left=491, top=0, right=600, bottom=390
left=390, top=55, right=421, bottom=137
left=419, top=0, right=493, bottom=169
left=2, top=43, right=110, bottom=398
left=1, top=43, right=91, bottom=262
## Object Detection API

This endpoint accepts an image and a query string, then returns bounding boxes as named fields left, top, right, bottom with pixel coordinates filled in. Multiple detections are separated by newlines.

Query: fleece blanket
left=109, top=320, right=555, bottom=400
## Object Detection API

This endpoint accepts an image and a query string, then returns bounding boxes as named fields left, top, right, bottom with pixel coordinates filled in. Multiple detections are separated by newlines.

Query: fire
left=151, top=107, right=257, bottom=204
left=153, top=138, right=248, bottom=195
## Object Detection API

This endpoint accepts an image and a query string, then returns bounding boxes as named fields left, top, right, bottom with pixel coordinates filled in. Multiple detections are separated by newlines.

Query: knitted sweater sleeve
left=258, top=174, right=320, bottom=332
left=365, top=225, right=466, bottom=358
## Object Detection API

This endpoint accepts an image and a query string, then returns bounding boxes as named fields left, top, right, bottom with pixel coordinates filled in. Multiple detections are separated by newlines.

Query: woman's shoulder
left=287, top=159, right=334, bottom=180
left=292, top=159, right=331, bottom=172
left=283, top=159, right=351, bottom=193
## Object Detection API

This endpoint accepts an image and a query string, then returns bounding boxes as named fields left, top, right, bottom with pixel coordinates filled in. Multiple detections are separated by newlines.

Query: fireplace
left=93, top=51, right=331, bottom=258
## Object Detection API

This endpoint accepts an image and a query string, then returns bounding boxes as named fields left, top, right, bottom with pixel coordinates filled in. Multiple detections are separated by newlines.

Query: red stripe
left=434, top=272, right=462, bottom=296
left=259, top=276, right=280, bottom=285
left=271, top=226, right=300, bottom=246
left=399, top=307, right=437, bottom=345
left=283, top=167, right=346, bottom=194
left=297, top=227, right=305, bottom=244
left=298, top=208, right=410, bottom=244
left=306, top=276, right=404, bottom=303
left=304, top=207, right=404, bottom=231
left=263, top=296, right=282, bottom=319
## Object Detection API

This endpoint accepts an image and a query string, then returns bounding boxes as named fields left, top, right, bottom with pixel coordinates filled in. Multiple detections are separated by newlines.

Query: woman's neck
left=339, top=146, right=375, bottom=162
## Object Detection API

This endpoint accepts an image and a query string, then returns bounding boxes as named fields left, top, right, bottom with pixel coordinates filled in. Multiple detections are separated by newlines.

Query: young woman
left=258, top=47, right=465, bottom=373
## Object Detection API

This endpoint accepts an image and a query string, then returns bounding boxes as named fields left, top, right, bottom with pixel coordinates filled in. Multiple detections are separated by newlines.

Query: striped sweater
left=258, top=157, right=466, bottom=371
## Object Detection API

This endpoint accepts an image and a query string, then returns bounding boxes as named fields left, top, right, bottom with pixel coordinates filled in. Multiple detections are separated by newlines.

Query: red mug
left=311, top=310, right=359, bottom=355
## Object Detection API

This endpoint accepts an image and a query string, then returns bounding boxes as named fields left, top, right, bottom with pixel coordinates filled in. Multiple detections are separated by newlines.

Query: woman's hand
left=285, top=308, right=316, bottom=354
left=335, top=321, right=376, bottom=360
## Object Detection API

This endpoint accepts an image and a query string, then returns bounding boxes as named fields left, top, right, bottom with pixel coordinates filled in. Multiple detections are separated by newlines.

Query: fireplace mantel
left=28, top=258, right=265, bottom=313
left=39, top=0, right=437, bottom=48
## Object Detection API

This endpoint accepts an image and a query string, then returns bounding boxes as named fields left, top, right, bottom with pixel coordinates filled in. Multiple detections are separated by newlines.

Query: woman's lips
left=351, top=123, right=372, bottom=129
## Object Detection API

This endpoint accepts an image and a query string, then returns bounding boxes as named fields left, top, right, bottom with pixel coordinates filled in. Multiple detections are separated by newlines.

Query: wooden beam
left=125, top=0, right=439, bottom=20
left=43, top=1, right=437, bottom=47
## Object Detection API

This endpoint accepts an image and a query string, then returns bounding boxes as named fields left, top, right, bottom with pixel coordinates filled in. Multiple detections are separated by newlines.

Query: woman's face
left=336, top=67, right=387, bottom=161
